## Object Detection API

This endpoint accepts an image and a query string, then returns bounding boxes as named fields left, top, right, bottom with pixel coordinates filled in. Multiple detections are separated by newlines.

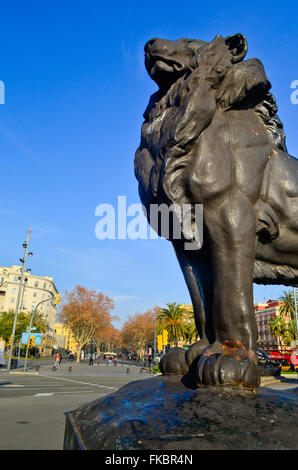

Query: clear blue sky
left=0, top=1, right=297, bottom=328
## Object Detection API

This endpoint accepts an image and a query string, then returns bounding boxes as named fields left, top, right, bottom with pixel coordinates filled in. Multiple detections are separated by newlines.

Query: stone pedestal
left=63, top=375, right=298, bottom=450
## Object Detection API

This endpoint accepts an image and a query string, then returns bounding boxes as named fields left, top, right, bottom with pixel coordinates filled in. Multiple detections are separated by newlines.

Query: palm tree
left=270, top=316, right=286, bottom=349
left=279, top=290, right=295, bottom=320
left=283, top=320, right=298, bottom=347
left=184, top=321, right=199, bottom=345
left=157, top=302, right=189, bottom=347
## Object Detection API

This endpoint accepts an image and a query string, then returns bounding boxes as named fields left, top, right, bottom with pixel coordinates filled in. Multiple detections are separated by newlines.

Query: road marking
left=51, top=390, right=104, bottom=395
left=1, top=387, right=97, bottom=392
left=2, top=384, right=24, bottom=387
left=34, top=393, right=54, bottom=397
left=39, top=374, right=118, bottom=390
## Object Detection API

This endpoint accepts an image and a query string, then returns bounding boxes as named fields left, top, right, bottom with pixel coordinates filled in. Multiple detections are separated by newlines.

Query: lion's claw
left=195, top=353, right=260, bottom=389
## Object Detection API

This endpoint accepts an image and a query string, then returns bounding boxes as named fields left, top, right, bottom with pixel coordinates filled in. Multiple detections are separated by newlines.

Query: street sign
left=21, top=332, right=42, bottom=345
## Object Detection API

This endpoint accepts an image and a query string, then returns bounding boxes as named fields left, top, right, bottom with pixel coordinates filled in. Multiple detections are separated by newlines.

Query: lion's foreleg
left=196, top=194, right=260, bottom=388
left=205, top=194, right=257, bottom=350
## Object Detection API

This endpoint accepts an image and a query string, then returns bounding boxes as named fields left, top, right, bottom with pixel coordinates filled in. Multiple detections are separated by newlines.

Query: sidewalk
left=7, top=359, right=154, bottom=377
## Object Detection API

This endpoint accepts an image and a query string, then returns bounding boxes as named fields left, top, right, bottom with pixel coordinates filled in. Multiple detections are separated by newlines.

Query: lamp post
left=7, top=227, right=33, bottom=370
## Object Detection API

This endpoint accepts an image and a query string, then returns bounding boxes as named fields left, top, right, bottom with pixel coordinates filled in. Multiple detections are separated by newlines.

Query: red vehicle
left=265, top=349, right=292, bottom=366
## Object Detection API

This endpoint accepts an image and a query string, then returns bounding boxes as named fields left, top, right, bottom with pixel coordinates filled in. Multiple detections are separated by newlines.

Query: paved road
left=0, top=360, right=152, bottom=450
left=1, top=360, right=297, bottom=450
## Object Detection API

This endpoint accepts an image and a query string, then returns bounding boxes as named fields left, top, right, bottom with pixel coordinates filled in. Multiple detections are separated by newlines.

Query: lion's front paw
left=159, top=347, right=189, bottom=375
left=196, top=353, right=260, bottom=390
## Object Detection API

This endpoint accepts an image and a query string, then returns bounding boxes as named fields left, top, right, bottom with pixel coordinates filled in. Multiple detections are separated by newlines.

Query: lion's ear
left=225, top=34, right=247, bottom=63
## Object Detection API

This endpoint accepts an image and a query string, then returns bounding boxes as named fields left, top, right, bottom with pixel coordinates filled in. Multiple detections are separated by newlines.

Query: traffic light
left=28, top=336, right=36, bottom=348
left=54, top=294, right=62, bottom=305
left=7, top=335, right=12, bottom=347
left=162, top=329, right=168, bottom=346
left=157, top=334, right=163, bottom=351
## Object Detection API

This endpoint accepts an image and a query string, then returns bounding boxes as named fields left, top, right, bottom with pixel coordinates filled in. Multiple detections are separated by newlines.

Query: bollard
left=52, top=366, right=56, bottom=372
left=68, top=366, right=72, bottom=372
left=35, top=365, right=40, bottom=372
left=126, top=367, right=130, bottom=374
left=140, top=367, right=143, bottom=374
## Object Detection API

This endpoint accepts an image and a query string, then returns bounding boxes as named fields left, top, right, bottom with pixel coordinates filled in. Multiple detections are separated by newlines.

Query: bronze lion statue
left=134, top=33, right=298, bottom=389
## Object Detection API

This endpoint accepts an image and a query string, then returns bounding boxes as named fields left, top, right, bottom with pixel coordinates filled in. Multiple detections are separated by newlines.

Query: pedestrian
left=55, top=352, right=60, bottom=367
left=81, top=350, right=84, bottom=362
left=59, top=352, right=63, bottom=365
left=113, top=356, right=117, bottom=366
left=89, top=351, right=94, bottom=365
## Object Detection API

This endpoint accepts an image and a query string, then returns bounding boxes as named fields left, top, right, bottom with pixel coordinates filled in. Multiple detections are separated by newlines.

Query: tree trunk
left=77, top=345, right=82, bottom=363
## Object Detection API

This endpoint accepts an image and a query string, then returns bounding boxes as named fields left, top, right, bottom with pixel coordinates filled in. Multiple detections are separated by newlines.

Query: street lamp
left=7, top=227, right=33, bottom=371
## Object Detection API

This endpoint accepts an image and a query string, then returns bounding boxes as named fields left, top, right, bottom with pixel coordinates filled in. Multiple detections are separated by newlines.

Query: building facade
left=254, top=298, right=292, bottom=351
left=54, top=323, right=77, bottom=354
left=0, top=265, right=59, bottom=357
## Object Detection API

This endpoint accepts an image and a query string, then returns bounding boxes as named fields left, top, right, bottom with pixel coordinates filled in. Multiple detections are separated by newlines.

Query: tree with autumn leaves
left=121, top=307, right=160, bottom=354
left=59, top=285, right=116, bottom=362
left=59, top=286, right=198, bottom=359
left=95, top=325, right=122, bottom=355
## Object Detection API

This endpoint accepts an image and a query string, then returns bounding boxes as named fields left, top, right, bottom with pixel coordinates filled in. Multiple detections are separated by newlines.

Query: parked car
left=256, top=348, right=281, bottom=376
left=256, top=348, right=280, bottom=367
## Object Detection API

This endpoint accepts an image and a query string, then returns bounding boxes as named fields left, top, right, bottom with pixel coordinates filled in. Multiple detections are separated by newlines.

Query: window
left=33, top=292, right=37, bottom=298
left=11, top=298, right=15, bottom=303
left=34, top=281, right=39, bottom=288
left=43, top=282, right=47, bottom=289
left=14, top=277, right=19, bottom=283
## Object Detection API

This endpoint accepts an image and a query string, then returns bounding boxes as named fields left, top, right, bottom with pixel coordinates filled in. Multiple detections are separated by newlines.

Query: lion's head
left=144, top=33, right=248, bottom=90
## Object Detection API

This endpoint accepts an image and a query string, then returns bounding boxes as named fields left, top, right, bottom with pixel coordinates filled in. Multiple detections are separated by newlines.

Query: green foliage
left=269, top=314, right=297, bottom=347
left=282, top=320, right=297, bottom=346
left=0, top=310, right=47, bottom=344
left=269, top=316, right=286, bottom=347
left=279, top=290, right=295, bottom=320
left=157, top=302, right=196, bottom=347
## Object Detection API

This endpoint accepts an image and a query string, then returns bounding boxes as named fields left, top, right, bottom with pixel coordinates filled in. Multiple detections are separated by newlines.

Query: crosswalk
left=0, top=374, right=118, bottom=398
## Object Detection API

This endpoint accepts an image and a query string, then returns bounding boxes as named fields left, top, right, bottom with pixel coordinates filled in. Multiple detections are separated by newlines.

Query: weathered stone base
left=63, top=375, right=298, bottom=450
